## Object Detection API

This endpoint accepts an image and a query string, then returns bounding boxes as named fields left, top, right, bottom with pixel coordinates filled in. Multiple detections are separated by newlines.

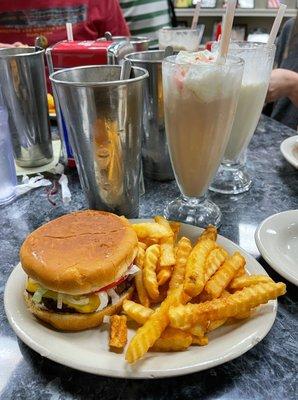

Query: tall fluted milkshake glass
left=162, top=52, right=244, bottom=227
left=210, top=42, right=276, bottom=194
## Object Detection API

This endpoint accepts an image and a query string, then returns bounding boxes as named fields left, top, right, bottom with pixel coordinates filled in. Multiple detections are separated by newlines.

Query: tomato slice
left=94, top=275, right=127, bottom=293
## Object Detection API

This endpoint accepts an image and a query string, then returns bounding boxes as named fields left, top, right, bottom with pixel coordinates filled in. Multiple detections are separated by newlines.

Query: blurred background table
left=0, top=115, right=297, bottom=400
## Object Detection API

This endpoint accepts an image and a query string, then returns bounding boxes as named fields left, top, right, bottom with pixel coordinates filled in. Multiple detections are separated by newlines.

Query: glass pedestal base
left=209, top=163, right=252, bottom=195
left=164, top=195, right=221, bottom=228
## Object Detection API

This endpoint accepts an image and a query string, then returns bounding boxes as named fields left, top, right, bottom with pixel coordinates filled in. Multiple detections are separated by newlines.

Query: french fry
left=169, top=221, right=181, bottom=241
left=168, top=237, right=192, bottom=292
left=204, top=247, right=229, bottom=283
left=188, top=322, right=206, bottom=338
left=206, top=318, right=227, bottom=332
left=138, top=241, right=147, bottom=250
left=136, top=244, right=146, bottom=268
left=184, top=239, right=218, bottom=298
left=197, top=225, right=217, bottom=243
left=235, top=266, right=247, bottom=278
left=151, top=327, right=193, bottom=352
left=109, top=315, right=127, bottom=349
left=157, top=268, right=172, bottom=286
left=132, top=223, right=170, bottom=240
left=229, top=275, right=273, bottom=291
left=169, top=282, right=286, bottom=330
left=143, top=244, right=160, bottom=300
left=160, top=236, right=175, bottom=267
left=125, top=287, right=187, bottom=363
left=123, top=300, right=153, bottom=325
left=135, top=271, right=151, bottom=307
left=233, top=311, right=251, bottom=320
left=154, top=216, right=173, bottom=236
left=204, top=252, right=246, bottom=299
left=192, top=336, right=209, bottom=346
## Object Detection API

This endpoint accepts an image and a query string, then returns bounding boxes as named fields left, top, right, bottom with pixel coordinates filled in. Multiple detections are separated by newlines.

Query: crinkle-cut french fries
left=132, top=223, right=171, bottom=240
left=151, top=327, right=193, bottom=352
left=157, top=268, right=172, bottom=286
left=143, top=244, right=160, bottom=300
left=229, top=275, right=273, bottom=291
left=204, top=252, right=246, bottom=299
left=123, top=300, right=153, bottom=325
left=204, top=247, right=229, bottom=283
left=169, top=282, right=286, bottom=331
left=192, top=336, right=209, bottom=346
left=184, top=239, right=218, bottom=298
left=168, top=237, right=192, bottom=292
left=125, top=287, right=187, bottom=363
left=109, top=315, right=127, bottom=349
left=197, top=225, right=217, bottom=243
left=107, top=216, right=287, bottom=363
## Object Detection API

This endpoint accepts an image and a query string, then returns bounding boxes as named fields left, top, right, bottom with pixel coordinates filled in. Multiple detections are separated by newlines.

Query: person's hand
left=0, top=42, right=27, bottom=48
left=266, top=68, right=298, bottom=104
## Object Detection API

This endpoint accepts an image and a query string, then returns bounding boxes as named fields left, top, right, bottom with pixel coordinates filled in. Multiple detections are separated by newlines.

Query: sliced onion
left=125, top=264, right=140, bottom=276
left=57, top=293, right=63, bottom=309
left=107, top=288, right=120, bottom=305
left=32, top=288, right=47, bottom=303
left=62, top=294, right=90, bottom=306
left=103, top=315, right=110, bottom=323
left=96, top=291, right=109, bottom=311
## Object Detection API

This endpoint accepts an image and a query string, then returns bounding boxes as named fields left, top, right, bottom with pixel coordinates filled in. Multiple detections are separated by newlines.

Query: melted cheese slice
left=26, top=278, right=100, bottom=313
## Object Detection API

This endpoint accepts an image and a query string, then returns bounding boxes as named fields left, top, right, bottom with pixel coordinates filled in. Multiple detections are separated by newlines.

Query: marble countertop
left=0, top=115, right=297, bottom=400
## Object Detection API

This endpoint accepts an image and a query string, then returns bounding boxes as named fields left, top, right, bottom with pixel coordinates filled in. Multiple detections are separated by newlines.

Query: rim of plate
left=255, top=210, right=298, bottom=286
left=5, top=220, right=278, bottom=378
left=280, top=135, right=298, bottom=169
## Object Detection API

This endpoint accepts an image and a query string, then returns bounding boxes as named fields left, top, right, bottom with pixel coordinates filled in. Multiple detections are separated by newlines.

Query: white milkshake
left=162, top=51, right=243, bottom=226
left=210, top=42, right=276, bottom=194
left=224, top=80, right=268, bottom=162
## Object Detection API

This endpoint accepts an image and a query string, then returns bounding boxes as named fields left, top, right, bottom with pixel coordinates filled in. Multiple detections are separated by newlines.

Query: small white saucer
left=280, top=135, right=298, bottom=169
left=255, top=210, right=298, bottom=286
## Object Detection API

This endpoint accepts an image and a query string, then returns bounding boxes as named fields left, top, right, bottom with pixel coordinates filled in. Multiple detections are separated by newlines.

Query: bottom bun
left=24, top=287, right=133, bottom=331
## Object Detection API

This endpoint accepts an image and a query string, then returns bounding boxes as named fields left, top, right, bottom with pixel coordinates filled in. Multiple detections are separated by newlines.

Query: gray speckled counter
left=0, top=115, right=297, bottom=400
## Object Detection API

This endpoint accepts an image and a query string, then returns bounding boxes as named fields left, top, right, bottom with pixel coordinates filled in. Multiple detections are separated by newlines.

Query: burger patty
left=26, top=279, right=133, bottom=314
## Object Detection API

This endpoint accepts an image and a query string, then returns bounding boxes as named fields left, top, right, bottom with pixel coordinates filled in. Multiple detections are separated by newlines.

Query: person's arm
left=0, top=42, right=26, bottom=48
left=266, top=68, right=298, bottom=107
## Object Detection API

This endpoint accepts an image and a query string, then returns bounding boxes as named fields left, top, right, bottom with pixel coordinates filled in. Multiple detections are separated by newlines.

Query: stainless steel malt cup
left=125, top=50, right=174, bottom=181
left=112, top=36, right=150, bottom=52
left=50, top=65, right=148, bottom=217
left=0, top=47, right=53, bottom=167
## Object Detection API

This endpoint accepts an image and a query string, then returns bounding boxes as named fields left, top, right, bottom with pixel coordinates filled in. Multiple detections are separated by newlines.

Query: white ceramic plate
left=255, top=210, right=298, bottom=286
left=5, top=221, right=277, bottom=379
left=280, top=135, right=298, bottom=169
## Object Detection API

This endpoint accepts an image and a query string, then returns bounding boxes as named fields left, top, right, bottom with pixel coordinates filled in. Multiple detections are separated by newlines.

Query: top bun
left=20, top=210, right=138, bottom=295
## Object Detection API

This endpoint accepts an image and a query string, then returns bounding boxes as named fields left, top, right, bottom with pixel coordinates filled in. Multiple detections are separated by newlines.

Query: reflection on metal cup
left=112, top=36, right=150, bottom=52
left=125, top=50, right=174, bottom=181
left=50, top=65, right=148, bottom=217
left=0, top=47, right=53, bottom=167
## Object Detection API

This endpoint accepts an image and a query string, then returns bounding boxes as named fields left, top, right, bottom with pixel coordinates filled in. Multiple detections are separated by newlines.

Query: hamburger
left=20, top=210, right=138, bottom=331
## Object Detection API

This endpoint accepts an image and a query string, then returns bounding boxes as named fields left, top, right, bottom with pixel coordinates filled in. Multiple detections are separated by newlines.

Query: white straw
left=267, top=4, right=287, bottom=47
left=216, top=0, right=237, bottom=64
left=191, top=1, right=201, bottom=30
left=66, top=23, right=73, bottom=41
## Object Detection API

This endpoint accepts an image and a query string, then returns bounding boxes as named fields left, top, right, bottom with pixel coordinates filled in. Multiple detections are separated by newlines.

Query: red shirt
left=0, top=0, right=130, bottom=46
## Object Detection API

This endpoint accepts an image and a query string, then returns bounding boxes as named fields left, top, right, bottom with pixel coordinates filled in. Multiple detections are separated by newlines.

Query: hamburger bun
left=24, top=287, right=133, bottom=331
left=20, top=210, right=138, bottom=295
